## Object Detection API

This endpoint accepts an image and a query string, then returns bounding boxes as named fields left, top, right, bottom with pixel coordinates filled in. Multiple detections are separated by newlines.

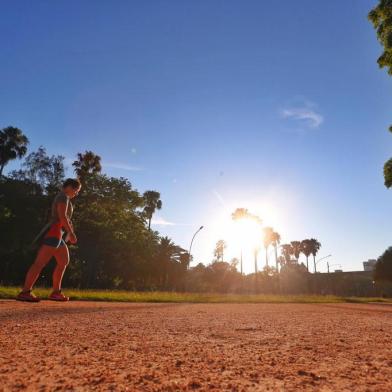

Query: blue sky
left=1, top=0, right=391, bottom=272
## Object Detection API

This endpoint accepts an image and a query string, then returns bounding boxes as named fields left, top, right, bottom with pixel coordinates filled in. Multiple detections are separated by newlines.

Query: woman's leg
left=22, top=245, right=56, bottom=291
left=52, top=243, right=69, bottom=292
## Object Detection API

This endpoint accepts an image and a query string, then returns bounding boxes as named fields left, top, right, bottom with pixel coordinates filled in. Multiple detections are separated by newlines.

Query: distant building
left=363, top=259, right=377, bottom=272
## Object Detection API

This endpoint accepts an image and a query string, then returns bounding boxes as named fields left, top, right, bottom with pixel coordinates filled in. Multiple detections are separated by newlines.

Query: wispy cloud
left=103, top=162, right=143, bottom=172
left=151, top=215, right=193, bottom=227
left=281, top=105, right=324, bottom=129
left=151, top=216, right=176, bottom=226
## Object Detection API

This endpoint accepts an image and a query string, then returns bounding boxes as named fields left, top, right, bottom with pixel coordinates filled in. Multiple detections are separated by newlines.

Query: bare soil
left=1, top=301, right=392, bottom=391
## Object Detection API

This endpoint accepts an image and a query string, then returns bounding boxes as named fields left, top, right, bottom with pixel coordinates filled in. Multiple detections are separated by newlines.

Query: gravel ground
left=1, top=301, right=392, bottom=391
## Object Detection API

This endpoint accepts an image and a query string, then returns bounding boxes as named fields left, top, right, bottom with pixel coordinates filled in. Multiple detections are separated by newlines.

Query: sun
left=233, top=217, right=263, bottom=251
left=203, top=197, right=285, bottom=272
left=207, top=212, right=263, bottom=260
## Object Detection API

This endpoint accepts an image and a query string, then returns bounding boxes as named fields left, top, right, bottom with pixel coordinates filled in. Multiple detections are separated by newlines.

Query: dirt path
left=1, top=301, right=392, bottom=391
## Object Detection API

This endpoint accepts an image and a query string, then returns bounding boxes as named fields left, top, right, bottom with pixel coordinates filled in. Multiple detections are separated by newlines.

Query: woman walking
left=17, top=178, right=81, bottom=302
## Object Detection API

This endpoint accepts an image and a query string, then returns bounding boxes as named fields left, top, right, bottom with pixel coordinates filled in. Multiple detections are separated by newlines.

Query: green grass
left=1, top=286, right=392, bottom=304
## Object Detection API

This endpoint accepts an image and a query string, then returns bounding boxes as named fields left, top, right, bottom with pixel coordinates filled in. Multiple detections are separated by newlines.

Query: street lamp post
left=188, top=226, right=204, bottom=268
left=315, top=254, right=332, bottom=273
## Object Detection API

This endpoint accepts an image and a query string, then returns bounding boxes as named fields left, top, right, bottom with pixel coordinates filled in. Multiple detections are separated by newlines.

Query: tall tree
left=231, top=208, right=250, bottom=275
left=0, top=127, right=29, bottom=177
left=72, top=151, right=102, bottom=182
left=179, top=252, right=191, bottom=272
left=281, top=244, right=294, bottom=264
left=368, top=1, right=392, bottom=187
left=143, top=190, right=162, bottom=230
left=214, top=240, right=226, bottom=262
left=369, top=1, right=392, bottom=75
left=374, top=247, right=392, bottom=282
left=308, top=238, right=321, bottom=273
left=10, top=146, right=65, bottom=194
left=231, top=208, right=250, bottom=221
left=155, top=236, right=177, bottom=289
left=271, top=231, right=281, bottom=271
left=263, top=227, right=274, bottom=268
left=290, top=241, right=302, bottom=263
left=154, top=236, right=187, bottom=290
left=71, top=173, right=146, bottom=288
left=300, top=239, right=312, bottom=272
left=384, top=159, right=392, bottom=188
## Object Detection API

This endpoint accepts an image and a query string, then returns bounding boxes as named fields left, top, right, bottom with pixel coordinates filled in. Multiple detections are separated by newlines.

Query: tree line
left=0, top=127, right=190, bottom=290
left=0, top=127, right=327, bottom=293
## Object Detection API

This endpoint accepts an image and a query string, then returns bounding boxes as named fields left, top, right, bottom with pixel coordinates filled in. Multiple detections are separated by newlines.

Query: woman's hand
left=66, top=232, right=77, bottom=244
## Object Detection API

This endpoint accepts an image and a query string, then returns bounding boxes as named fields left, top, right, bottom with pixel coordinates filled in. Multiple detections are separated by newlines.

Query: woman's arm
left=57, top=203, right=77, bottom=243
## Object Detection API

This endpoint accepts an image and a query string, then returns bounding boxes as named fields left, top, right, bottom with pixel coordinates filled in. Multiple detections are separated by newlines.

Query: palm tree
left=300, top=239, right=312, bottom=272
left=143, top=190, right=162, bottom=230
left=231, top=208, right=250, bottom=275
left=278, top=255, right=286, bottom=268
left=214, top=240, right=226, bottom=262
left=290, top=241, right=302, bottom=263
left=72, top=151, right=102, bottom=181
left=231, top=208, right=250, bottom=221
left=281, top=244, right=294, bottom=264
left=308, top=238, right=322, bottom=273
left=156, top=236, right=177, bottom=289
left=263, top=227, right=274, bottom=268
left=0, top=127, right=29, bottom=177
left=271, top=231, right=281, bottom=271
left=179, top=252, right=191, bottom=271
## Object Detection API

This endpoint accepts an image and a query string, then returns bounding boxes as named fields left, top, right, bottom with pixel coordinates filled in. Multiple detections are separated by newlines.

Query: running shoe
left=16, top=290, right=40, bottom=302
left=48, top=291, right=69, bottom=302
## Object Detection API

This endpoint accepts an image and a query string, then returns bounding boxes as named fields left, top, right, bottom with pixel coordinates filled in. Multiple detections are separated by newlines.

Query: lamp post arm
left=188, top=226, right=204, bottom=262
left=316, top=254, right=332, bottom=265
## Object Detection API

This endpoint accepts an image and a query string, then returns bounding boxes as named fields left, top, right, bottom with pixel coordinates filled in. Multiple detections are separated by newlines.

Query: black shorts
left=42, top=223, right=66, bottom=248
left=42, top=237, right=66, bottom=248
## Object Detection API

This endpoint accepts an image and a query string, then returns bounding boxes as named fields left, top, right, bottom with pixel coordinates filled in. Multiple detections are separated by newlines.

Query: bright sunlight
left=232, top=216, right=263, bottom=251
